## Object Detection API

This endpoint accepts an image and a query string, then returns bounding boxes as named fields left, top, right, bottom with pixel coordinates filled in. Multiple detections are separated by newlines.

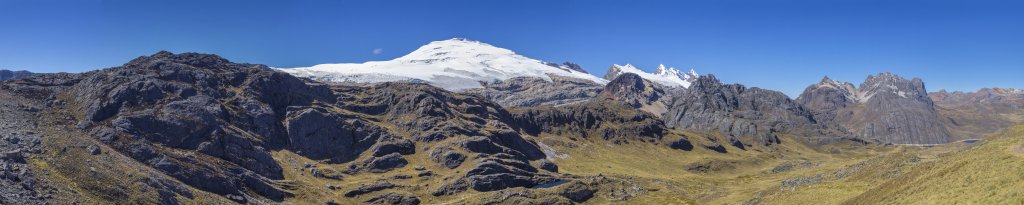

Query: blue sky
left=1, top=0, right=1022, bottom=96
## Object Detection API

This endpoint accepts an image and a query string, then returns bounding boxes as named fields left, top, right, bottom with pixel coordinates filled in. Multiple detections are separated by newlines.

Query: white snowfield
left=608, top=64, right=699, bottom=88
left=279, top=38, right=608, bottom=91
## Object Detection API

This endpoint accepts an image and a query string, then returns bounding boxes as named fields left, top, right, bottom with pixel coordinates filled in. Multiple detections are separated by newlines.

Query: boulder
left=428, top=147, right=466, bottom=169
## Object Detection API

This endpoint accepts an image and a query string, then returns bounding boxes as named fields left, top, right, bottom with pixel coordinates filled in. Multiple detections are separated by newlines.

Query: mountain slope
left=598, top=73, right=671, bottom=115
left=3, top=51, right=680, bottom=204
left=844, top=125, right=1024, bottom=204
left=280, top=38, right=607, bottom=90
left=463, top=75, right=603, bottom=108
left=930, top=88, right=1024, bottom=139
left=662, top=75, right=823, bottom=148
left=797, top=73, right=952, bottom=144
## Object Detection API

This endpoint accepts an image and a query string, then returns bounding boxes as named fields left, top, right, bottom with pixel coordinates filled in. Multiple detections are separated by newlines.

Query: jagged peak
left=694, top=74, right=721, bottom=85
left=604, top=63, right=698, bottom=88
left=122, top=51, right=261, bottom=72
left=864, top=72, right=909, bottom=83
left=557, top=62, right=587, bottom=73
left=813, top=75, right=854, bottom=90
left=131, top=51, right=229, bottom=64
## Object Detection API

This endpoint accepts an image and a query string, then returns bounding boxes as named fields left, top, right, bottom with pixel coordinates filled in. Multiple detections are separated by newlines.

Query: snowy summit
left=279, top=38, right=608, bottom=90
left=603, top=64, right=699, bottom=88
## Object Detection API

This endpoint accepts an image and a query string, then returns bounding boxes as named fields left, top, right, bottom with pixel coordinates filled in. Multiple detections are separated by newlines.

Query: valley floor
left=263, top=125, right=1023, bottom=205
left=533, top=127, right=1023, bottom=204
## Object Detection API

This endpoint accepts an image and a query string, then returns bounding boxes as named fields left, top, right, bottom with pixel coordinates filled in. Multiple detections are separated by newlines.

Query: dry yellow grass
left=29, top=89, right=1022, bottom=204
left=842, top=125, right=1024, bottom=204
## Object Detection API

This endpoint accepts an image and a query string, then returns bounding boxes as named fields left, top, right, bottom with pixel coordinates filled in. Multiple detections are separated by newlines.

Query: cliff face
left=661, top=75, right=819, bottom=148
left=4, top=51, right=602, bottom=203
left=797, top=73, right=951, bottom=144
left=796, top=76, right=859, bottom=123
left=464, top=75, right=603, bottom=108
left=598, top=73, right=672, bottom=115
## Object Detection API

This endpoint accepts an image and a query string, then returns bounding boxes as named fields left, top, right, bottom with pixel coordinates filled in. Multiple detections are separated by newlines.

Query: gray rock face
left=511, top=99, right=666, bottom=143
left=797, top=73, right=951, bottom=144
left=662, top=75, right=817, bottom=147
left=69, top=51, right=338, bottom=201
left=285, top=107, right=391, bottom=163
left=428, top=147, right=466, bottom=169
left=0, top=51, right=595, bottom=203
left=61, top=51, right=492, bottom=202
left=0, top=70, right=35, bottom=81
left=0, top=88, right=47, bottom=204
left=464, top=159, right=547, bottom=192
left=463, top=75, right=603, bottom=108
left=795, top=76, right=859, bottom=123
left=599, top=73, right=671, bottom=115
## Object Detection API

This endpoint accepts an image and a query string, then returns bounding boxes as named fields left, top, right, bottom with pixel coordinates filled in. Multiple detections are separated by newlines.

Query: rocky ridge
left=0, top=51, right=642, bottom=204
left=661, top=75, right=822, bottom=147
left=797, top=73, right=951, bottom=144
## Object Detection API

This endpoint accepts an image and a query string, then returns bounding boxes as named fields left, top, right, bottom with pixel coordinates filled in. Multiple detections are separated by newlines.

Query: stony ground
left=0, top=89, right=49, bottom=204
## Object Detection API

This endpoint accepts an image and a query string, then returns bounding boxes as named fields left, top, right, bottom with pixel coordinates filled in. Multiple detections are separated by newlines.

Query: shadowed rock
left=465, top=75, right=603, bottom=108
left=663, top=75, right=818, bottom=147
left=797, top=73, right=951, bottom=144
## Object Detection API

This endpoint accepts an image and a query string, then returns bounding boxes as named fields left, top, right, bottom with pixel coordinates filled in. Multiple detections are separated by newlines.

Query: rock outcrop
left=797, top=73, right=951, bottom=144
left=464, top=75, right=603, bottom=108
left=511, top=99, right=666, bottom=143
left=0, top=51, right=580, bottom=203
left=662, top=75, right=819, bottom=147
left=599, top=73, right=672, bottom=115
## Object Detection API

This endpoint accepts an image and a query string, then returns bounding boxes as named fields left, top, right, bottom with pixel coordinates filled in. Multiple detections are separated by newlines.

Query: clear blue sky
left=2, top=0, right=1022, bottom=96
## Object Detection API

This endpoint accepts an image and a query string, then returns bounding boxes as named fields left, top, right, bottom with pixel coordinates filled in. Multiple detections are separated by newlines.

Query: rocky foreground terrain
left=1, top=51, right=1021, bottom=204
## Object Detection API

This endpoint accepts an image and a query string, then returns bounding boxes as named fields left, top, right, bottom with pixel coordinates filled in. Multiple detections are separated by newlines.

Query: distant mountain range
left=0, top=70, right=36, bottom=80
left=278, top=38, right=996, bottom=145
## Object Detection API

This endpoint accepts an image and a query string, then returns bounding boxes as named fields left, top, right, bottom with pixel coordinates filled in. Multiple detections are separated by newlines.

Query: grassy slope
left=28, top=85, right=1022, bottom=204
left=543, top=129, right=891, bottom=205
left=540, top=124, right=1024, bottom=205
left=843, top=125, right=1024, bottom=204
left=29, top=92, right=234, bottom=204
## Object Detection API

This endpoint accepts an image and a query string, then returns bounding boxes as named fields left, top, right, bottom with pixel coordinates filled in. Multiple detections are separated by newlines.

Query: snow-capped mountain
left=279, top=38, right=607, bottom=90
left=602, top=64, right=698, bottom=88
